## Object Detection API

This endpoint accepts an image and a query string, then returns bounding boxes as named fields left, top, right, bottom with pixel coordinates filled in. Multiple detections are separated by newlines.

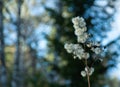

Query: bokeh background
left=0, top=0, right=120, bottom=87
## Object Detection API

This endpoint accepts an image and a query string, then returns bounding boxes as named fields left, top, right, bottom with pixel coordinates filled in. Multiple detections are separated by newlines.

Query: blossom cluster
left=64, top=43, right=89, bottom=60
left=72, top=17, right=88, bottom=43
left=64, top=16, right=103, bottom=77
left=81, top=67, right=94, bottom=77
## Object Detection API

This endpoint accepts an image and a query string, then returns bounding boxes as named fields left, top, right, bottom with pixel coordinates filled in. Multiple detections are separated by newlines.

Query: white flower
left=81, top=27, right=87, bottom=32
left=81, top=71, right=86, bottom=77
left=77, top=36, right=83, bottom=43
left=86, top=42, right=92, bottom=48
left=72, top=16, right=86, bottom=28
left=64, top=43, right=74, bottom=53
left=73, top=56, right=77, bottom=59
left=73, top=25, right=80, bottom=30
left=74, top=29, right=84, bottom=36
left=79, top=17, right=84, bottom=23
left=85, top=67, right=89, bottom=72
left=64, top=43, right=85, bottom=60
left=64, top=16, right=104, bottom=78
left=83, top=33, right=89, bottom=38
left=74, top=24, right=87, bottom=32
left=72, top=16, right=80, bottom=25
left=81, top=67, right=94, bottom=77
left=77, top=33, right=88, bottom=43
left=72, top=44, right=84, bottom=60
left=89, top=67, right=94, bottom=76
left=79, top=18, right=86, bottom=28
left=85, top=67, right=94, bottom=76
left=72, top=16, right=88, bottom=43
left=94, top=47, right=102, bottom=54
left=75, top=49, right=84, bottom=60
left=64, top=43, right=68, bottom=49
left=73, top=44, right=81, bottom=50
left=77, top=55, right=82, bottom=60
left=82, top=52, right=90, bottom=59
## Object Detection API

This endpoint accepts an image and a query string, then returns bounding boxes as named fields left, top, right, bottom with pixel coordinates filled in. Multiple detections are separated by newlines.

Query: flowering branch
left=64, top=16, right=104, bottom=87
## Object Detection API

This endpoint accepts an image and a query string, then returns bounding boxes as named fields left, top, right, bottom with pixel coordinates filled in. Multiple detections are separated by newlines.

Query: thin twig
left=85, top=59, right=91, bottom=87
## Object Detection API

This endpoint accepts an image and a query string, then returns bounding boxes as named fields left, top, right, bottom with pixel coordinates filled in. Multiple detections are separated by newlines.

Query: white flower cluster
left=72, top=17, right=88, bottom=43
left=64, top=43, right=89, bottom=60
left=64, top=16, right=104, bottom=77
left=81, top=67, right=94, bottom=77
left=86, top=41, right=102, bottom=54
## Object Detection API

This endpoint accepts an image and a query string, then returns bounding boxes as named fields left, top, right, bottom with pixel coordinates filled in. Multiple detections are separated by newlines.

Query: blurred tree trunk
left=12, top=0, right=23, bottom=87
left=0, top=0, right=7, bottom=87
left=29, top=45, right=37, bottom=75
left=29, top=47, right=36, bottom=76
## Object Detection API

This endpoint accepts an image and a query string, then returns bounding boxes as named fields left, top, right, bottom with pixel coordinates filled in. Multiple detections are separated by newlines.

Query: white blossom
left=64, top=43, right=85, bottom=60
left=81, top=67, right=94, bottom=77
left=81, top=27, right=87, bottom=32
left=73, top=25, right=79, bottom=30
left=86, top=42, right=92, bottom=48
left=64, top=43, right=74, bottom=53
left=73, top=56, right=77, bottom=59
left=77, top=36, right=85, bottom=43
left=85, top=67, right=89, bottom=72
left=81, top=71, right=86, bottom=77
left=74, top=47, right=84, bottom=60
left=94, top=47, right=102, bottom=54
left=73, top=44, right=82, bottom=50
left=85, top=67, right=94, bottom=75
left=79, top=19, right=86, bottom=28
left=72, top=16, right=80, bottom=26
left=74, top=29, right=84, bottom=36
left=64, top=16, right=104, bottom=78
left=91, top=47, right=102, bottom=54
left=82, top=53, right=90, bottom=59
left=72, top=17, right=89, bottom=43
left=72, top=17, right=85, bottom=27
left=77, top=33, right=88, bottom=43
left=89, top=67, right=94, bottom=76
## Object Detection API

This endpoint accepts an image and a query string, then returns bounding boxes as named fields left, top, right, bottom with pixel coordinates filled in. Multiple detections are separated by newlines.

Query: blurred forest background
left=0, top=0, right=120, bottom=87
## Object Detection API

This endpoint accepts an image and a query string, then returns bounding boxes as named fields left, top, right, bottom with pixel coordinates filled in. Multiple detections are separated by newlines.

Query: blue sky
left=103, top=0, right=120, bottom=79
